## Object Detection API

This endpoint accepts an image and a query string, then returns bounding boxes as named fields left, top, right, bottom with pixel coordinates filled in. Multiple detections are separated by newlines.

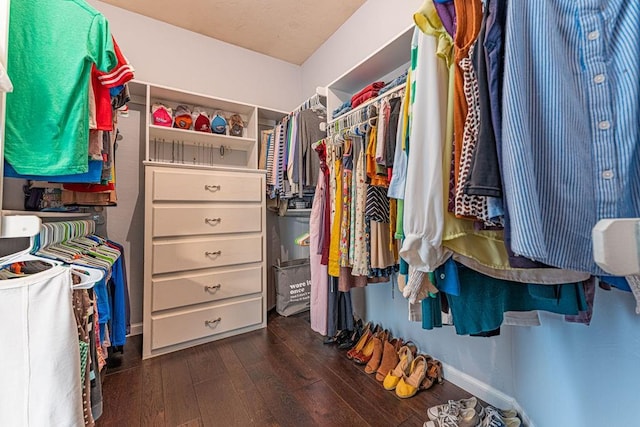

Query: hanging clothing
left=436, top=262, right=588, bottom=335
left=352, top=137, right=370, bottom=277
left=5, top=1, right=116, bottom=175
left=451, top=0, right=483, bottom=190
left=310, top=162, right=329, bottom=336
left=0, top=266, right=84, bottom=426
left=399, top=24, right=451, bottom=273
left=339, top=140, right=353, bottom=267
left=501, top=0, right=640, bottom=275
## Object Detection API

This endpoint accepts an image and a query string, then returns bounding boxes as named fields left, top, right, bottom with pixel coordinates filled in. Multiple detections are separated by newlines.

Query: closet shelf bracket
left=0, top=214, right=42, bottom=238
left=593, top=218, right=640, bottom=276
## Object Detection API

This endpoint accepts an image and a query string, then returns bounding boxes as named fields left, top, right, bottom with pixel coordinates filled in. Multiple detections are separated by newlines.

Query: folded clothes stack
left=351, top=81, right=384, bottom=108
left=332, top=100, right=352, bottom=119
left=379, top=70, right=408, bottom=95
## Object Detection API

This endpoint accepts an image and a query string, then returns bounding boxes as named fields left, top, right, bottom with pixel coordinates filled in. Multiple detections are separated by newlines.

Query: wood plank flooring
left=97, top=312, right=474, bottom=427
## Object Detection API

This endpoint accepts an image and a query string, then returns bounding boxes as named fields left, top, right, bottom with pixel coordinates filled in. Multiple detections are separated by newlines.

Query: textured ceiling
left=100, top=0, right=366, bottom=65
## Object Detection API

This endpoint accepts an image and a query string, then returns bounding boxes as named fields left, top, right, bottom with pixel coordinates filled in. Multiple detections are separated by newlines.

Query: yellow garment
left=389, top=198, right=398, bottom=259
left=328, top=155, right=342, bottom=277
left=401, top=70, right=411, bottom=152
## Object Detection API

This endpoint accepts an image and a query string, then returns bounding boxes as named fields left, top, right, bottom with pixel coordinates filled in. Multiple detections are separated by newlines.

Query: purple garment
left=565, top=277, right=596, bottom=325
left=434, top=0, right=456, bottom=38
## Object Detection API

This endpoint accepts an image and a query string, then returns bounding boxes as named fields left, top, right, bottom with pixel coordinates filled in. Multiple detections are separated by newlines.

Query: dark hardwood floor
left=97, top=311, right=474, bottom=427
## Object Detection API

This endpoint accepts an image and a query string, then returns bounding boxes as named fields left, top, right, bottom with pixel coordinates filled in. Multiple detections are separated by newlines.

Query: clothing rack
left=37, top=219, right=97, bottom=249
left=290, top=91, right=327, bottom=116
left=327, top=82, right=406, bottom=137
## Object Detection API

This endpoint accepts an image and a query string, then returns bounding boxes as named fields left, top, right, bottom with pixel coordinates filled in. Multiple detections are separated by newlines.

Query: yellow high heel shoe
left=383, top=344, right=416, bottom=391
left=395, top=355, right=432, bottom=399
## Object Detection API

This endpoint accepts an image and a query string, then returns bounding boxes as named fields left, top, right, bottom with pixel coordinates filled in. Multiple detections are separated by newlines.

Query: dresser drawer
left=153, top=205, right=262, bottom=237
left=151, top=168, right=263, bottom=202
left=152, top=265, right=262, bottom=311
left=152, top=235, right=262, bottom=274
left=151, top=296, right=262, bottom=350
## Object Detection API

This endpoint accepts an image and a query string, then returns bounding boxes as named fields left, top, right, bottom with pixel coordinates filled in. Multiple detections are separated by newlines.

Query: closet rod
left=327, top=82, right=406, bottom=127
left=290, top=91, right=327, bottom=115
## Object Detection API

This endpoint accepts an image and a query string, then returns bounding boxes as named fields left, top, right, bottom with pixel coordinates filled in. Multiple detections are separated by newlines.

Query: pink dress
left=310, top=161, right=329, bottom=336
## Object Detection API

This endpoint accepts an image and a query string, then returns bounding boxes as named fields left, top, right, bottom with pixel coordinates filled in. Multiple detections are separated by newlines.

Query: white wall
left=105, top=109, right=145, bottom=327
left=300, top=0, right=422, bottom=97
left=79, top=1, right=306, bottom=327
left=511, top=288, right=640, bottom=427
left=88, top=0, right=302, bottom=112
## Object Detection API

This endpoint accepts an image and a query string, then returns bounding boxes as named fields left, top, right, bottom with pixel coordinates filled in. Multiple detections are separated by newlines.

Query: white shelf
left=150, top=84, right=255, bottom=116
left=328, top=83, right=406, bottom=125
left=149, top=125, right=255, bottom=151
left=2, top=210, right=92, bottom=218
left=327, top=26, right=413, bottom=94
left=142, top=161, right=267, bottom=174
left=282, top=209, right=312, bottom=217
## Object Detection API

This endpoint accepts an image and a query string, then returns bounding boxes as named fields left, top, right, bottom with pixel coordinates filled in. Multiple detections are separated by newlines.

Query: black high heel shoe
left=323, top=329, right=350, bottom=345
left=338, top=319, right=365, bottom=350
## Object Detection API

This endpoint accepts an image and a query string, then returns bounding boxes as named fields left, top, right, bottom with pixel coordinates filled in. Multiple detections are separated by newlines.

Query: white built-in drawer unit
left=152, top=205, right=262, bottom=237
left=143, top=164, right=267, bottom=359
left=152, top=235, right=263, bottom=274
left=152, top=266, right=262, bottom=311
left=151, top=168, right=263, bottom=202
left=137, top=80, right=284, bottom=359
left=151, top=296, right=263, bottom=350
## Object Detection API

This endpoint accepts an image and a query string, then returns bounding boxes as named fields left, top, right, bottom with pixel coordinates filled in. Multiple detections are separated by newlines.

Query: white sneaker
left=427, top=397, right=480, bottom=421
left=477, top=406, right=521, bottom=427
left=424, top=408, right=479, bottom=427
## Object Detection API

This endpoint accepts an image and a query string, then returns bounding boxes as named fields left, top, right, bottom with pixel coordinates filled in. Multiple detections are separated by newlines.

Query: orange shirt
left=453, top=0, right=483, bottom=188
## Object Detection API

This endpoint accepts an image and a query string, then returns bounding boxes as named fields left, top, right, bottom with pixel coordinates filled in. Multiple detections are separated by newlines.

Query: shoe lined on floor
left=383, top=344, right=417, bottom=390
left=324, top=329, right=350, bottom=345
left=427, top=397, right=481, bottom=421
left=346, top=322, right=373, bottom=360
left=364, top=329, right=389, bottom=373
left=338, top=318, right=364, bottom=349
left=422, top=359, right=444, bottom=390
left=424, top=408, right=479, bottom=427
left=375, top=336, right=403, bottom=381
left=478, top=406, right=521, bottom=427
left=353, top=328, right=386, bottom=365
left=395, top=354, right=433, bottom=398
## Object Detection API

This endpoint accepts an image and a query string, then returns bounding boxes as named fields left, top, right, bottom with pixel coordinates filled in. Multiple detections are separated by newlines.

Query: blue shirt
left=501, top=0, right=640, bottom=275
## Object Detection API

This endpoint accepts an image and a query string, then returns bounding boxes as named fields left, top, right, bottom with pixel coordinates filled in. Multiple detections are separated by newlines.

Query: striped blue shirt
left=501, top=0, right=640, bottom=275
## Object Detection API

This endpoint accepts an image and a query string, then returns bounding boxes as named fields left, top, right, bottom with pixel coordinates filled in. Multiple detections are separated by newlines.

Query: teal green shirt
left=6, top=0, right=116, bottom=175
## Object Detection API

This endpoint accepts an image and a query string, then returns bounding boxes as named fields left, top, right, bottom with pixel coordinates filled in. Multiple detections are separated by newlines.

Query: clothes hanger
left=295, top=232, right=310, bottom=247
left=71, top=266, right=104, bottom=289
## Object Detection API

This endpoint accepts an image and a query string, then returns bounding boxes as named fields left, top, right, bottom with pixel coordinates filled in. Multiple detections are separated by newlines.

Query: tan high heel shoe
left=421, top=359, right=444, bottom=390
left=364, top=330, right=389, bottom=373
left=375, top=337, right=404, bottom=381
left=382, top=344, right=417, bottom=390
left=395, top=355, right=433, bottom=399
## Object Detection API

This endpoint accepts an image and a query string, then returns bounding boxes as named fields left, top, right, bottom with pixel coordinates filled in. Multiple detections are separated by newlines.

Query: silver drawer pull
left=204, top=317, right=222, bottom=328
left=204, top=184, right=221, bottom=191
left=205, top=251, right=222, bottom=257
left=204, top=284, right=222, bottom=293
left=205, top=217, right=222, bottom=225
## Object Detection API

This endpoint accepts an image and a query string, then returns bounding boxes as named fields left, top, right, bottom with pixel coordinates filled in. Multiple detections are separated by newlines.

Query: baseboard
left=441, top=362, right=535, bottom=427
left=127, top=322, right=143, bottom=336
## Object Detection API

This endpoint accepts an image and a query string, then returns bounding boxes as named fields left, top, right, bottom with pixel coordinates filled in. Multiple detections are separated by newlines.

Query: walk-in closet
left=1, top=1, right=639, bottom=426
